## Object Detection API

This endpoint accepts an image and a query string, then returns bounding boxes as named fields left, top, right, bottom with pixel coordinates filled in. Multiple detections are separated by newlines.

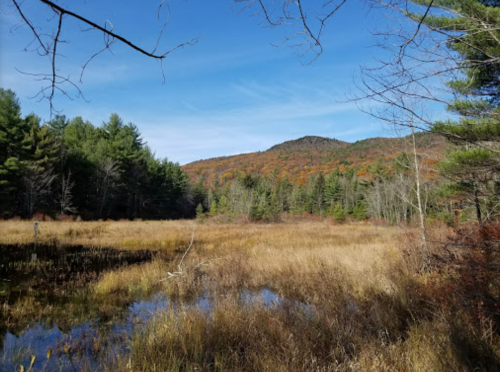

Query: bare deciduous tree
left=352, top=0, right=500, bottom=150
left=234, top=0, right=349, bottom=63
left=5, top=0, right=360, bottom=112
left=96, top=157, right=120, bottom=218
left=58, top=169, right=77, bottom=215
left=23, top=162, right=56, bottom=217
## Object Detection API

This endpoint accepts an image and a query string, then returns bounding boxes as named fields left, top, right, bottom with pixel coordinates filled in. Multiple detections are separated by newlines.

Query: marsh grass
left=94, top=260, right=169, bottom=297
left=107, top=220, right=499, bottom=371
left=1, top=219, right=499, bottom=371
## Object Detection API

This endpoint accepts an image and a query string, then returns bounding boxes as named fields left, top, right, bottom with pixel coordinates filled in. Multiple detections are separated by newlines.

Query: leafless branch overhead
left=8, top=0, right=199, bottom=116
left=234, top=0, right=350, bottom=63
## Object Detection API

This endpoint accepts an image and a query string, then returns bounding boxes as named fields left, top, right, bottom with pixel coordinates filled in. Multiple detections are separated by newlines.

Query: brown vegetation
left=1, top=219, right=499, bottom=371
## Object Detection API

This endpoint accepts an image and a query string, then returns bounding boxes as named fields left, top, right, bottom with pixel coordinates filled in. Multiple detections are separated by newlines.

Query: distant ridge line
left=268, top=135, right=349, bottom=152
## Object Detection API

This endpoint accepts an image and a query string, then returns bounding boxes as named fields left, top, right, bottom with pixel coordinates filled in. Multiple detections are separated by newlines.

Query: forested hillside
left=0, top=89, right=195, bottom=220
left=183, top=133, right=446, bottom=185
left=0, top=89, right=466, bottom=225
left=182, top=133, right=476, bottom=225
left=268, top=136, right=348, bottom=152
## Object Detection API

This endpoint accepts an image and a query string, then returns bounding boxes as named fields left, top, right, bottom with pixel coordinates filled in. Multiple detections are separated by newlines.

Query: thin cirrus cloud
left=136, top=86, right=382, bottom=165
left=0, top=0, right=392, bottom=168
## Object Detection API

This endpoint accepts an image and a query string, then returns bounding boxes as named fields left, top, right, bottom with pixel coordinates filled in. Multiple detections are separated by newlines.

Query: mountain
left=182, top=133, right=446, bottom=186
left=268, top=136, right=348, bottom=152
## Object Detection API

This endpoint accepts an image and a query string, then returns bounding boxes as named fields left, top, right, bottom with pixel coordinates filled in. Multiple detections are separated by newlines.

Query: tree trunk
left=474, top=187, right=483, bottom=225
left=411, top=121, right=430, bottom=269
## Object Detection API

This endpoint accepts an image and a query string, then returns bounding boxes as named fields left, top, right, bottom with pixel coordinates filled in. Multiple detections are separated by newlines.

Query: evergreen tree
left=48, top=115, right=69, bottom=138
left=309, top=173, right=326, bottom=215
left=324, top=171, right=342, bottom=207
left=265, top=190, right=281, bottom=222
left=209, top=200, right=218, bottom=216
left=0, top=92, right=194, bottom=219
left=418, top=0, right=500, bottom=223
left=333, top=202, right=345, bottom=223
left=196, top=203, right=205, bottom=221
left=249, top=191, right=265, bottom=221
left=290, top=186, right=307, bottom=215
left=192, top=177, right=207, bottom=209
left=218, top=195, right=231, bottom=214
left=440, top=148, right=499, bottom=224
left=25, top=114, right=59, bottom=168
left=0, top=89, right=30, bottom=213
left=353, top=200, right=367, bottom=219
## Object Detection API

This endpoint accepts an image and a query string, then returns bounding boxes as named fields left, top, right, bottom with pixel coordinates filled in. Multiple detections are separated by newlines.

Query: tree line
left=192, top=150, right=482, bottom=225
left=0, top=89, right=195, bottom=220
left=1, top=82, right=498, bottom=224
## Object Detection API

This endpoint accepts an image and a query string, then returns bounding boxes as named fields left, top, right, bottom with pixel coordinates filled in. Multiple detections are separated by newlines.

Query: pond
left=0, top=244, right=294, bottom=371
left=0, top=244, right=158, bottom=371
left=0, top=244, right=155, bottom=295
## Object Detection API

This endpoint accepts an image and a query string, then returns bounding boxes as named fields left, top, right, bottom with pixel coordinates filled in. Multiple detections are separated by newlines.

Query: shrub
left=33, top=212, right=53, bottom=221
left=57, top=214, right=74, bottom=222
left=196, top=204, right=206, bottom=222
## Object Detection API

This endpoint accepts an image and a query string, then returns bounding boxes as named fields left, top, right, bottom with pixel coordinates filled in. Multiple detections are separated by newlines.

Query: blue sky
left=1, top=0, right=427, bottom=164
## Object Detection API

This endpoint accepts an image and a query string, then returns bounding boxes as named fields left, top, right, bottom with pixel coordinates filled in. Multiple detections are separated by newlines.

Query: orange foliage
left=182, top=134, right=446, bottom=186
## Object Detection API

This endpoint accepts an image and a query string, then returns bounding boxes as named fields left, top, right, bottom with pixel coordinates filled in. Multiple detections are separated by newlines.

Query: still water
left=0, top=244, right=289, bottom=371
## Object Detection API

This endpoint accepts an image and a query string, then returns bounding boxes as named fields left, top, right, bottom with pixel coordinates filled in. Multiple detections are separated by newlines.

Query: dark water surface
left=0, top=290, right=289, bottom=371
left=0, top=244, right=290, bottom=371
left=0, top=244, right=154, bottom=294
left=0, top=244, right=158, bottom=371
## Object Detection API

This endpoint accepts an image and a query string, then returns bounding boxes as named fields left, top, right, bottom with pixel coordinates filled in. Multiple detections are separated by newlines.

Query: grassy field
left=1, top=219, right=499, bottom=371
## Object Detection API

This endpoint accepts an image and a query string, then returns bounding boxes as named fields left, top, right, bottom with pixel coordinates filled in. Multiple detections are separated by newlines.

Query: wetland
left=0, top=220, right=498, bottom=371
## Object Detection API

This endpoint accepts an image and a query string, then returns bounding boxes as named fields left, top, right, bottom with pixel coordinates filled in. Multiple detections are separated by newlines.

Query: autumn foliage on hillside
left=182, top=133, right=446, bottom=186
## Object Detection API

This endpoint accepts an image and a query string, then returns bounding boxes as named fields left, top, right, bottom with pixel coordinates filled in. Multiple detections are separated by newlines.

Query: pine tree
left=196, top=203, right=205, bottom=221
left=265, top=190, right=281, bottom=222
left=309, top=173, right=326, bottom=215
left=209, top=200, right=218, bottom=216
left=440, top=148, right=498, bottom=224
left=25, top=114, right=59, bottom=168
left=333, top=202, right=345, bottom=223
left=418, top=0, right=500, bottom=223
left=290, top=186, right=307, bottom=215
left=324, top=171, right=342, bottom=208
left=353, top=200, right=367, bottom=219
left=218, top=195, right=231, bottom=214
left=192, top=177, right=207, bottom=209
left=0, top=92, right=193, bottom=219
left=48, top=114, right=69, bottom=138
left=21, top=115, right=59, bottom=216
left=249, top=191, right=265, bottom=221
left=0, top=89, right=30, bottom=211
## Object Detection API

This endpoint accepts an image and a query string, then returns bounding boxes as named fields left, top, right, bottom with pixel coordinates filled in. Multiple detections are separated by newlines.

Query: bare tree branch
left=234, top=0, right=350, bottom=63
left=11, top=0, right=49, bottom=55
left=38, top=0, right=197, bottom=60
left=8, top=0, right=199, bottom=114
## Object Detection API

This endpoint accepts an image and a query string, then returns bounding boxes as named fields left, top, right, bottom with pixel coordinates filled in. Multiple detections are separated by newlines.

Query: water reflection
left=1, top=288, right=306, bottom=371
left=1, top=296, right=168, bottom=372
left=0, top=244, right=155, bottom=294
left=0, top=243, right=158, bottom=371
left=0, top=244, right=320, bottom=371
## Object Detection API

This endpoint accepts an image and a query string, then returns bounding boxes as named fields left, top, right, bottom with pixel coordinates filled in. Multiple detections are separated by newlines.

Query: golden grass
left=124, top=295, right=483, bottom=372
left=1, top=219, right=402, bottom=298
left=2, top=219, right=498, bottom=371
left=0, top=218, right=393, bottom=252
left=93, top=260, right=169, bottom=296
left=0, top=220, right=191, bottom=251
left=78, top=220, right=402, bottom=300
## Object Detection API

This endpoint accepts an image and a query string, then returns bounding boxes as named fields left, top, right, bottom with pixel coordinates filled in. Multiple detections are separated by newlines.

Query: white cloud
left=131, top=82, right=382, bottom=164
